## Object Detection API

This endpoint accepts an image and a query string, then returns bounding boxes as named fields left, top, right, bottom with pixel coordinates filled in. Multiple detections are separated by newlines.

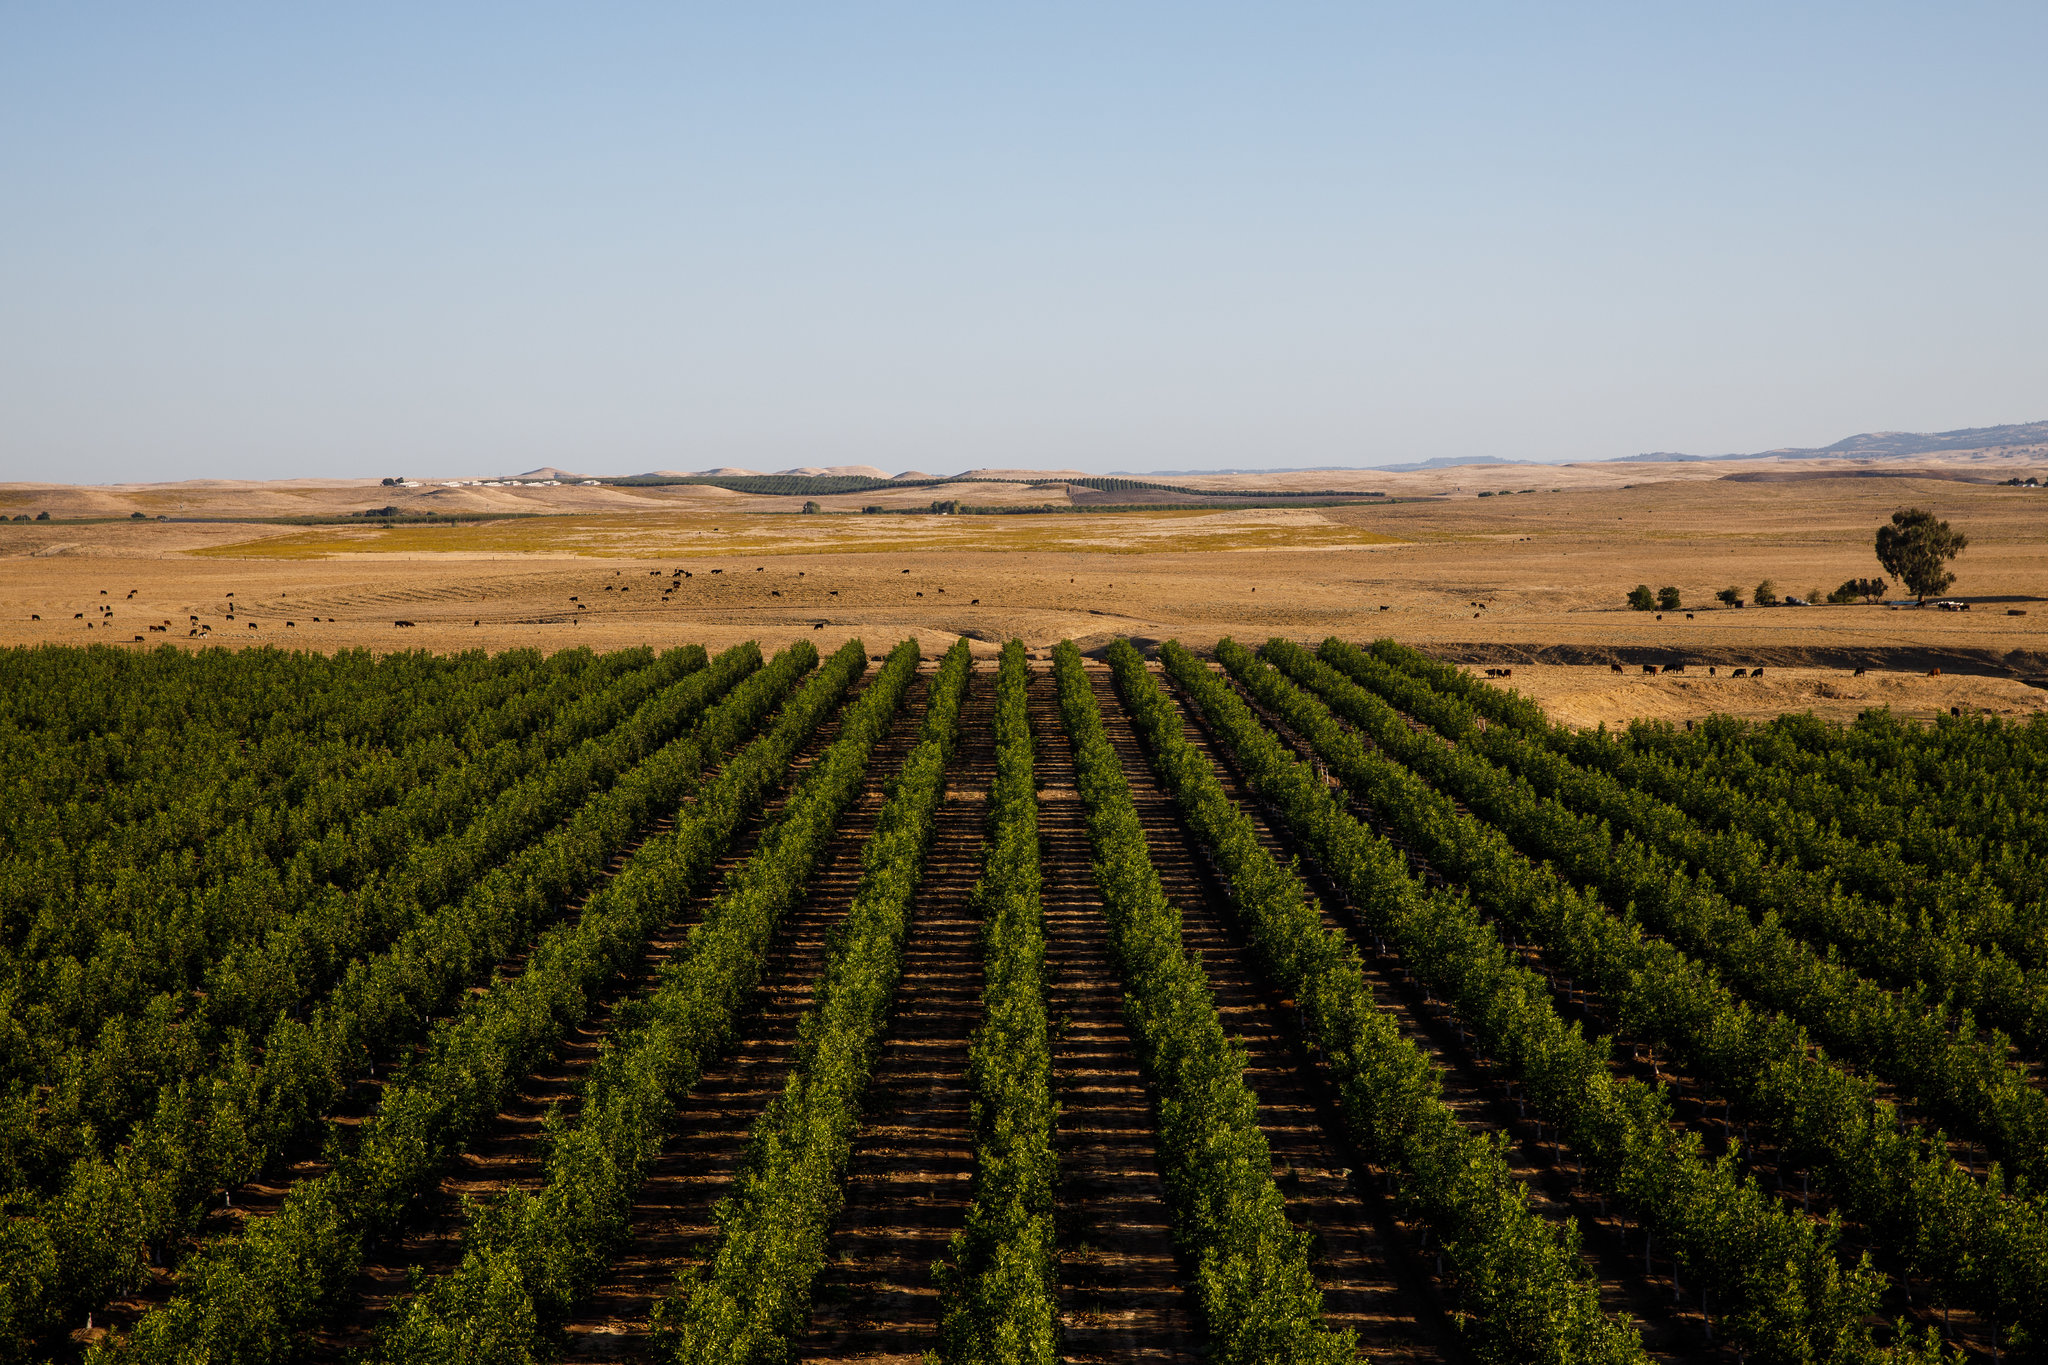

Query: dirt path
left=297, top=668, right=902, bottom=1359
left=87, top=675, right=827, bottom=1360
left=794, top=667, right=996, bottom=1363
left=550, top=674, right=932, bottom=1361
left=1028, top=667, right=1207, bottom=1364
left=1203, top=659, right=1889, bottom=1359
left=1088, top=666, right=1454, bottom=1363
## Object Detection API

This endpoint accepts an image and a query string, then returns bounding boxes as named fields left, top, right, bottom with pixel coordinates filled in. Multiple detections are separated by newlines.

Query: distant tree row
left=1624, top=508, right=1968, bottom=611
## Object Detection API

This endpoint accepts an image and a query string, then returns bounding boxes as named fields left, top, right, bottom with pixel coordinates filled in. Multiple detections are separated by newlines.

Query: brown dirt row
left=1210, top=661, right=2000, bottom=1357
left=533, top=673, right=932, bottom=1361
left=1084, top=665, right=1459, bottom=1363
left=303, top=666, right=917, bottom=1360
left=1026, top=668, right=1207, bottom=1364
left=793, top=667, right=997, bottom=1363
left=84, top=674, right=822, bottom=1359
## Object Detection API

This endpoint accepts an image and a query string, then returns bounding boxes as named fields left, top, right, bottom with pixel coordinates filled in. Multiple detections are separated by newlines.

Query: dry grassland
left=3, top=461, right=2043, bottom=728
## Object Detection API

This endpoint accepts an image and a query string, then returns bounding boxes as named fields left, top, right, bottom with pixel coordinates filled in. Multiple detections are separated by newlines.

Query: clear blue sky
left=3, top=3, right=2043, bottom=482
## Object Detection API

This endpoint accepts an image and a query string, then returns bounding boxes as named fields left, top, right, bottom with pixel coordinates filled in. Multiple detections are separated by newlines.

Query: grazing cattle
left=1928, top=667, right=1941, bottom=677
left=1666, top=664, right=1685, bottom=674
left=1656, top=613, right=1663, bottom=621
left=1610, top=662, right=1623, bottom=673
left=917, top=591, right=924, bottom=597
left=902, top=569, right=911, bottom=574
left=1951, top=706, right=1962, bottom=716
left=971, top=598, right=980, bottom=604
left=1708, top=666, right=1716, bottom=675
left=1733, top=668, right=1748, bottom=677
left=1685, top=612, right=1694, bottom=619
left=133, top=635, right=144, bottom=641
left=1643, top=664, right=1658, bottom=674
left=712, top=569, right=722, bottom=574
left=29, top=614, right=37, bottom=621
left=771, top=590, right=781, bottom=597
left=394, top=620, right=416, bottom=627
left=1473, top=612, right=1480, bottom=618
left=1379, top=605, right=1390, bottom=611
left=287, top=621, right=295, bottom=627
left=1752, top=668, right=1766, bottom=678
left=1853, top=667, right=1866, bottom=676
left=829, top=590, right=838, bottom=596
left=813, top=622, right=826, bottom=630
left=248, top=623, right=257, bottom=629
left=73, top=613, right=83, bottom=619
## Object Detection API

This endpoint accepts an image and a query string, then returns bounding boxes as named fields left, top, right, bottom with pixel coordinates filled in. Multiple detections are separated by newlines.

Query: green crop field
left=2, top=636, right=2042, bottom=1364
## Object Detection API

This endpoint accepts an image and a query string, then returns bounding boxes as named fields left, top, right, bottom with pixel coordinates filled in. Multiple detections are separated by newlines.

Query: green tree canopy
left=1626, top=584, right=1656, bottom=611
left=1875, top=508, right=1969, bottom=601
left=1753, top=579, right=1778, bottom=606
left=1657, top=586, right=1682, bottom=611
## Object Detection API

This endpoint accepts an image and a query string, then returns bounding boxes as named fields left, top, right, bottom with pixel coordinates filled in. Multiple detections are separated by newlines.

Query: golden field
left=3, top=458, right=2043, bottom=728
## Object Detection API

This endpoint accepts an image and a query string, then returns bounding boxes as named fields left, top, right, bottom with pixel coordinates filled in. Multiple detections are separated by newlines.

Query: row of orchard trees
left=33, top=629, right=2039, bottom=1362
left=84, top=640, right=860, bottom=1365
left=1622, top=506, right=1968, bottom=608
left=1256, top=636, right=2045, bottom=1354
left=1, top=647, right=719, bottom=1202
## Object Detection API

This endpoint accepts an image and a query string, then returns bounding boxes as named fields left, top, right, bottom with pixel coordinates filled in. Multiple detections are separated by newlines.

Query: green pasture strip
left=41, top=641, right=845, bottom=1365
left=1318, top=639, right=2048, bottom=1197
left=372, top=638, right=925, bottom=1362
left=1254, top=637, right=2048, bottom=1354
left=1047, top=641, right=1352, bottom=1365
left=935, top=639, right=1057, bottom=1365
left=1190, top=641, right=1914, bottom=1365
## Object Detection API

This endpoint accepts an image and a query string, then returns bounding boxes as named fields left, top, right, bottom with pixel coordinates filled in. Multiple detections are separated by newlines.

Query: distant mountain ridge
left=1629, top=420, right=2048, bottom=463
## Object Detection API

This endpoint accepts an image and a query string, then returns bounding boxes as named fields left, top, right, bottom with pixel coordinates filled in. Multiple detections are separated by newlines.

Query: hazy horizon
left=4, top=5, right=2045, bottom=484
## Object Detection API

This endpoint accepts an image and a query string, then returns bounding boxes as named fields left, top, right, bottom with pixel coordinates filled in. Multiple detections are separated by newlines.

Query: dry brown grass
left=3, top=461, right=2042, bottom=727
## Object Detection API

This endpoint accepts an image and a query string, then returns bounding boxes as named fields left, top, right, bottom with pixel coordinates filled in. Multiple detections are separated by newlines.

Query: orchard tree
left=1876, top=508, right=1969, bottom=602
